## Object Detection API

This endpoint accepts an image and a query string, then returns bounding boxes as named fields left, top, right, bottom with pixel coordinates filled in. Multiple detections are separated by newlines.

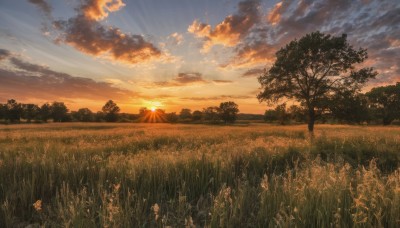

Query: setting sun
left=151, top=107, right=156, bottom=112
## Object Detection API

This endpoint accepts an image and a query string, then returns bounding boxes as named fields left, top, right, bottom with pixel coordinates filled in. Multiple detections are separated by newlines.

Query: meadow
left=0, top=123, right=399, bottom=227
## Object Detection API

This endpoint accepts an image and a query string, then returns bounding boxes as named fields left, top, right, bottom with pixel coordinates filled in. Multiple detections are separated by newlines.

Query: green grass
left=0, top=123, right=399, bottom=227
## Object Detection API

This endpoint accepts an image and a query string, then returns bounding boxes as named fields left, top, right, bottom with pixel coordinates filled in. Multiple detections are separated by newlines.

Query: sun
left=150, top=107, right=156, bottom=112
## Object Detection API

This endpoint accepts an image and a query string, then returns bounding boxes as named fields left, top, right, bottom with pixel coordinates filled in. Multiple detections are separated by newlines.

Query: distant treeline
left=0, top=100, right=241, bottom=124
left=1, top=83, right=398, bottom=125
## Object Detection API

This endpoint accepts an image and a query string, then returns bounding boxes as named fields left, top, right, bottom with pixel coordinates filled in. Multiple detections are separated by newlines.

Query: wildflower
left=33, top=200, right=42, bottom=212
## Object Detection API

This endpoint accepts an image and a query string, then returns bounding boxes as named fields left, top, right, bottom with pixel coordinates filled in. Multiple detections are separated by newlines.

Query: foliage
left=166, top=112, right=179, bottom=123
left=366, top=82, right=400, bottom=125
left=102, top=100, right=120, bottom=122
left=39, top=103, right=52, bottom=122
left=258, top=31, right=377, bottom=132
left=219, top=101, right=239, bottom=124
left=179, top=108, right=192, bottom=120
left=5, top=99, right=23, bottom=122
left=51, top=102, right=69, bottom=122
left=192, top=110, right=203, bottom=121
left=22, top=104, right=40, bottom=123
left=203, top=106, right=221, bottom=123
left=328, top=91, right=370, bottom=124
left=73, top=108, right=94, bottom=122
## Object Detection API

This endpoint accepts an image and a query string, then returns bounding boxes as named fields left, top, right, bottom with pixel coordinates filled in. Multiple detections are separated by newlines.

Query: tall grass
left=0, top=123, right=399, bottom=227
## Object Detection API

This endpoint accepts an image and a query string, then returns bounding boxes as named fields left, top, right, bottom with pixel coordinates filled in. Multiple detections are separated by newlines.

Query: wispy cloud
left=241, top=68, right=264, bottom=78
left=181, top=95, right=253, bottom=101
left=0, top=49, right=136, bottom=101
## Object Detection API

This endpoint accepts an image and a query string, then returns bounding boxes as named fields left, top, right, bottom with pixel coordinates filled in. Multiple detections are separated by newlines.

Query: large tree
left=102, top=100, right=120, bottom=122
left=258, top=31, right=377, bottom=133
left=366, top=82, right=400, bottom=125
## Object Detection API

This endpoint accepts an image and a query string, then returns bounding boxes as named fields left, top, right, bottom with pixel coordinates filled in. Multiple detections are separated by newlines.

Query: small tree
left=39, top=103, right=52, bottom=122
left=166, top=112, right=178, bottom=123
left=51, top=102, right=69, bottom=122
left=22, top=104, right=40, bottom=123
left=219, top=101, right=239, bottom=124
left=179, top=108, right=192, bottom=120
left=6, top=99, right=23, bottom=123
left=258, top=31, right=377, bottom=133
left=75, top=108, right=94, bottom=122
left=192, top=110, right=203, bottom=121
left=288, top=105, right=306, bottom=123
left=203, top=106, right=221, bottom=123
left=264, top=109, right=277, bottom=123
left=275, top=103, right=289, bottom=125
left=102, top=100, right=120, bottom=122
left=366, top=82, right=400, bottom=125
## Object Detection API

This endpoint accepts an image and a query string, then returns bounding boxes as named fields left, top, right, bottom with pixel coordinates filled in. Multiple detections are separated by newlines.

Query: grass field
left=0, top=123, right=400, bottom=227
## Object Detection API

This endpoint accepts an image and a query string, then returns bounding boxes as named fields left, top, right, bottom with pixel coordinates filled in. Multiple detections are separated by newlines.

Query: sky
left=0, top=0, right=399, bottom=114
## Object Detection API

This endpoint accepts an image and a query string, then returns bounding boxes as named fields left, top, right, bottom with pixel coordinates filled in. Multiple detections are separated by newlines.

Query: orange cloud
left=53, top=16, right=162, bottom=64
left=222, top=41, right=275, bottom=68
left=82, top=0, right=125, bottom=21
left=267, top=2, right=283, bottom=25
left=188, top=0, right=261, bottom=51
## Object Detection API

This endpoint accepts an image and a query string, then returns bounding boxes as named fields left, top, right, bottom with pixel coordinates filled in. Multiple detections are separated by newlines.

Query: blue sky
left=0, top=0, right=399, bottom=113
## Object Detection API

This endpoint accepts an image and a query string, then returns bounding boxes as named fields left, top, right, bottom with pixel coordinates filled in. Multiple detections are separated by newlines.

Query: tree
left=203, top=106, right=221, bottom=123
left=166, top=112, right=178, bottom=123
left=22, top=104, right=40, bottom=123
left=6, top=99, right=23, bottom=123
left=328, top=91, right=370, bottom=124
left=288, top=105, right=306, bottom=123
left=192, top=110, right=203, bottom=121
left=219, top=101, right=239, bottom=124
left=102, top=100, right=120, bottom=122
left=275, top=103, right=289, bottom=125
left=257, top=31, right=377, bottom=133
left=39, top=103, right=52, bottom=122
left=74, top=108, right=94, bottom=122
left=366, top=82, right=400, bottom=125
left=0, top=104, right=6, bottom=120
left=264, top=109, right=277, bottom=123
left=51, top=102, right=69, bottom=122
left=179, top=108, right=192, bottom=120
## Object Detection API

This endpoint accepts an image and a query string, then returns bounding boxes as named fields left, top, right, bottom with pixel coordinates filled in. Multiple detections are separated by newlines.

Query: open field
left=0, top=123, right=400, bottom=227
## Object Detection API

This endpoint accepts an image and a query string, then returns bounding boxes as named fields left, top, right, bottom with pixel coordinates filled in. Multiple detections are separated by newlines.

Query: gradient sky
left=0, top=0, right=399, bottom=113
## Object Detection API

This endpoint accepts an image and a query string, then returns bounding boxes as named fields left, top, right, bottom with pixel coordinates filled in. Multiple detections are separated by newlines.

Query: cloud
left=188, top=0, right=261, bottom=51
left=267, top=2, right=283, bottom=25
left=241, top=68, right=264, bottom=77
left=81, top=0, right=125, bottom=21
left=0, top=49, right=11, bottom=61
left=28, top=0, right=163, bottom=65
left=181, top=95, right=253, bottom=101
left=53, top=16, right=162, bottom=64
left=223, top=41, right=275, bottom=68
left=27, top=0, right=52, bottom=17
left=168, top=32, right=184, bottom=45
left=212, top=80, right=233, bottom=84
left=0, top=50, right=136, bottom=102
left=146, top=72, right=209, bottom=88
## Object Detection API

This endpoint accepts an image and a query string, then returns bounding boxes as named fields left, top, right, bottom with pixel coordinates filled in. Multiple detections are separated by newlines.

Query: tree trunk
left=308, top=108, right=315, bottom=134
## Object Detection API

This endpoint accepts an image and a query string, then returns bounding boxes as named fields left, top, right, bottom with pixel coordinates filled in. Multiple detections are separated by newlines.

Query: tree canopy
left=258, top=31, right=377, bottom=132
left=366, top=82, right=400, bottom=125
